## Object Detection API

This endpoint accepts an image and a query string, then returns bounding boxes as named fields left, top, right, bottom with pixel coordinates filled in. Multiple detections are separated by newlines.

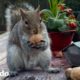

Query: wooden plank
left=0, top=32, right=68, bottom=80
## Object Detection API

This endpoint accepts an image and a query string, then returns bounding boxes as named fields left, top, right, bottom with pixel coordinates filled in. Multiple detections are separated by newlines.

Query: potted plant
left=41, top=0, right=78, bottom=57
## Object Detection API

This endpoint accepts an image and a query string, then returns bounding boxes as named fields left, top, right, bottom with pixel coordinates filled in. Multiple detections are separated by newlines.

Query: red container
left=49, top=30, right=76, bottom=56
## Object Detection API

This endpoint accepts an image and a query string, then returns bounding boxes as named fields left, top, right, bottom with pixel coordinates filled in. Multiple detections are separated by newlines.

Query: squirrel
left=5, top=3, right=60, bottom=76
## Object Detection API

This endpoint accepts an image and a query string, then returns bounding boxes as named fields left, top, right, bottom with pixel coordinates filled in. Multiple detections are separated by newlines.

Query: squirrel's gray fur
left=5, top=3, right=60, bottom=76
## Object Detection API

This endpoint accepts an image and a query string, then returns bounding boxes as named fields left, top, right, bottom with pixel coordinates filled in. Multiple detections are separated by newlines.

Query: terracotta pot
left=49, top=30, right=76, bottom=57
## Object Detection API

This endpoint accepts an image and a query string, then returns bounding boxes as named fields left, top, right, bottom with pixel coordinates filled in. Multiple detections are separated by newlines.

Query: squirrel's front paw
left=9, top=71, right=18, bottom=77
left=46, top=67, right=61, bottom=73
left=37, top=40, right=48, bottom=50
left=27, top=40, right=48, bottom=50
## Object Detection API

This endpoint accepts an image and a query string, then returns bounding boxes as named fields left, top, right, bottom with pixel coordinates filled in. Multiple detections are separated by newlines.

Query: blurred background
left=0, top=0, right=80, bottom=33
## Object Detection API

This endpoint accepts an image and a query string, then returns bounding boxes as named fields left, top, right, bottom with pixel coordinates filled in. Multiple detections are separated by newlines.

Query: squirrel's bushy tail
left=5, top=3, right=34, bottom=31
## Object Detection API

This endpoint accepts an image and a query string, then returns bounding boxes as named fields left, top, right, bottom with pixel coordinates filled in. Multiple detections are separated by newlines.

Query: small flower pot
left=49, top=30, right=76, bottom=57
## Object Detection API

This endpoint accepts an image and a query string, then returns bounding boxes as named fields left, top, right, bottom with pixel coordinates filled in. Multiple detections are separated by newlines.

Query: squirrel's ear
left=20, top=8, right=26, bottom=19
left=35, top=5, right=40, bottom=13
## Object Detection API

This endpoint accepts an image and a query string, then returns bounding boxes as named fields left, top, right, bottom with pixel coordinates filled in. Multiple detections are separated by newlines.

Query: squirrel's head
left=20, top=6, right=42, bottom=35
left=20, top=6, right=46, bottom=44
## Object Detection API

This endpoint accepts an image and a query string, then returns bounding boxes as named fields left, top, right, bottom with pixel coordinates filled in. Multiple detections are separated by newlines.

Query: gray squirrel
left=5, top=3, right=60, bottom=76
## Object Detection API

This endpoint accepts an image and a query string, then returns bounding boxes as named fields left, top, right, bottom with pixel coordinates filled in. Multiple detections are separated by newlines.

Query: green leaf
left=58, top=25, right=70, bottom=32
left=47, top=18, right=55, bottom=29
left=46, top=18, right=65, bottom=30
left=52, top=0, right=59, bottom=17
left=58, top=12, right=67, bottom=19
left=40, top=9, right=54, bottom=20
left=48, top=0, right=52, bottom=10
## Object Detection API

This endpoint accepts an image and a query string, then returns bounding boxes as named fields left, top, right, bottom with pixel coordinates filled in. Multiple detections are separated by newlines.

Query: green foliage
left=45, top=18, right=69, bottom=31
left=40, top=9, right=54, bottom=21
left=48, top=0, right=59, bottom=17
left=41, top=0, right=78, bottom=32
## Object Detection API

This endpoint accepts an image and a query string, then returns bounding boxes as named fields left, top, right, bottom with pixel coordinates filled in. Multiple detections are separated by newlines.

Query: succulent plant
left=41, top=0, right=78, bottom=32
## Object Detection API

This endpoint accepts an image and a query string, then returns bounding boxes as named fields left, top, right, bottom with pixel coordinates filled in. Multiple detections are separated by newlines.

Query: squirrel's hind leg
left=39, top=59, right=61, bottom=73
left=39, top=48, right=61, bottom=73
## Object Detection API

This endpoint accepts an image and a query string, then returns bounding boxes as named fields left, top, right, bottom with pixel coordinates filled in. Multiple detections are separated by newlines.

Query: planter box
left=49, top=30, right=76, bottom=56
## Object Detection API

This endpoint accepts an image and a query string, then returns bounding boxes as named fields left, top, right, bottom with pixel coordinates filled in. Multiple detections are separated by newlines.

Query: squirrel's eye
left=25, top=21, right=28, bottom=24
